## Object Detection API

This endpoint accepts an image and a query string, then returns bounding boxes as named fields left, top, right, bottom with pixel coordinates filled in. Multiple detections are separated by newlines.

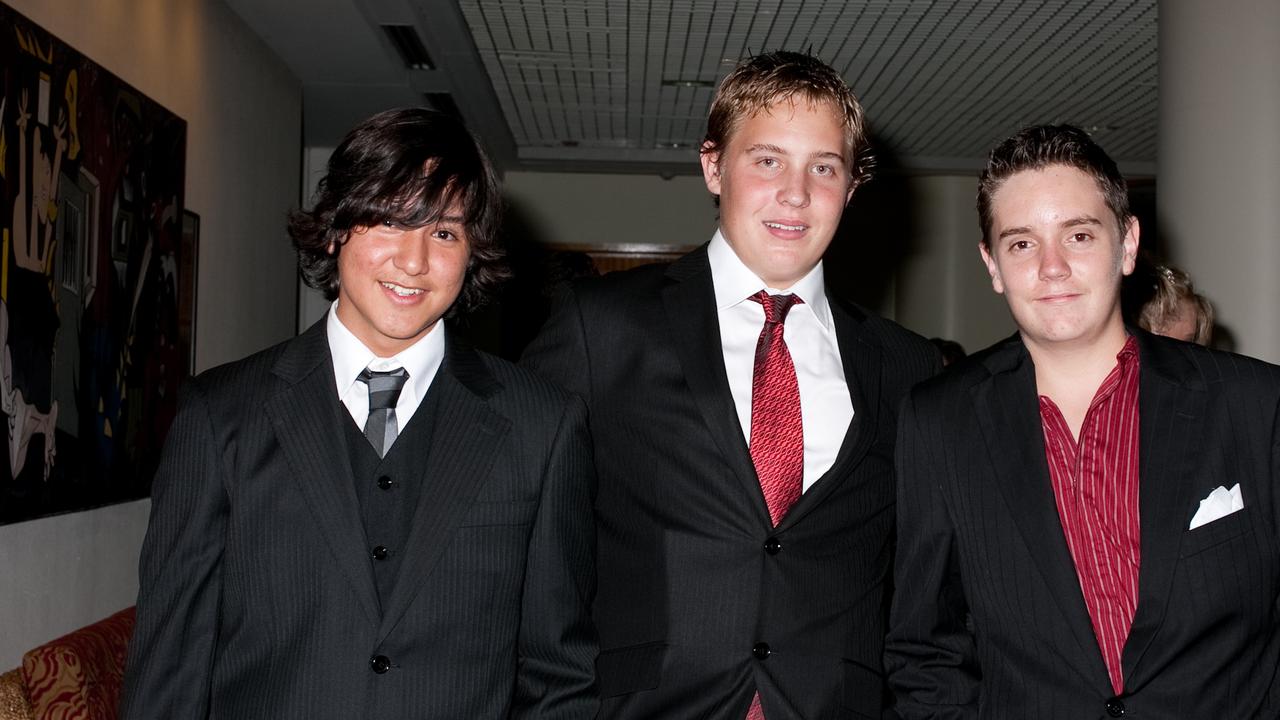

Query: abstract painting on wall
left=1, top=2, right=188, bottom=524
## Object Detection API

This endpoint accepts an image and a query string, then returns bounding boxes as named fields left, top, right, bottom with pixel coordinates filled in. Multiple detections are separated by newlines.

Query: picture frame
left=180, top=210, right=200, bottom=375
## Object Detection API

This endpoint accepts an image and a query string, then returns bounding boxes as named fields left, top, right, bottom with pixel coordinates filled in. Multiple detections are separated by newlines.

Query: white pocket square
left=1188, top=483, right=1244, bottom=530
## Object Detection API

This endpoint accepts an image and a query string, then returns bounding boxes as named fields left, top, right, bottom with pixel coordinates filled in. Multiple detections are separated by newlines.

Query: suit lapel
left=265, top=319, right=379, bottom=624
left=972, top=336, right=1110, bottom=688
left=377, top=338, right=510, bottom=644
left=1122, top=332, right=1206, bottom=686
left=661, top=247, right=770, bottom=526
left=778, top=295, right=879, bottom=528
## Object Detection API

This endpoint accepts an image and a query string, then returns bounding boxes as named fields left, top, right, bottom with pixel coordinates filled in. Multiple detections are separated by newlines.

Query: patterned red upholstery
left=20, top=608, right=135, bottom=720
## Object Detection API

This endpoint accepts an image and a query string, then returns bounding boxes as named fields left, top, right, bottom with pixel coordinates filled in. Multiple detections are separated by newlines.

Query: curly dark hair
left=287, top=107, right=508, bottom=316
left=977, top=124, right=1130, bottom=248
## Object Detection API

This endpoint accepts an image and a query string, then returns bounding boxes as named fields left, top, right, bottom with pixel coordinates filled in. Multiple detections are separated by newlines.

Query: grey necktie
left=358, top=367, right=409, bottom=458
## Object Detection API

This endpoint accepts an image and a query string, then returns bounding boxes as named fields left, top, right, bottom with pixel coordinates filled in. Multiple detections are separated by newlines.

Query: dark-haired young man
left=121, top=108, right=598, bottom=719
left=524, top=52, right=937, bottom=719
left=886, top=125, right=1280, bottom=718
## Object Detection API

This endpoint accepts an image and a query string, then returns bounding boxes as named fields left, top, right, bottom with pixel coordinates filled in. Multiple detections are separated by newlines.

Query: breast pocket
left=1180, top=506, right=1253, bottom=558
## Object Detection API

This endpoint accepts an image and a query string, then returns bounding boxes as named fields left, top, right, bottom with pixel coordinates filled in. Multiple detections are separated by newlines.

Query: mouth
left=380, top=281, right=424, bottom=297
left=764, top=221, right=807, bottom=232
left=1037, top=292, right=1081, bottom=304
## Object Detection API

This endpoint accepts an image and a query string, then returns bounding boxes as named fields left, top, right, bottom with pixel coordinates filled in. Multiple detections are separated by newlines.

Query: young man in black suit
left=524, top=52, right=938, bottom=719
left=121, top=108, right=598, bottom=719
left=887, top=125, right=1280, bottom=719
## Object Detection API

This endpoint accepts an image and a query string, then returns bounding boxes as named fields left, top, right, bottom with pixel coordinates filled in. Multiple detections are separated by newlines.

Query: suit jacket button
left=377, top=475, right=394, bottom=490
left=1105, top=698, right=1125, bottom=717
left=370, top=655, right=392, bottom=674
left=372, top=545, right=389, bottom=561
left=752, top=642, right=771, bottom=660
left=763, top=537, right=782, bottom=555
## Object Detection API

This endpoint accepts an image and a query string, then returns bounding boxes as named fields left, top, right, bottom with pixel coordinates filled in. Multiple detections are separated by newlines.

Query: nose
left=393, top=227, right=431, bottom=275
left=1038, top=242, right=1069, bottom=281
left=777, top=167, right=810, bottom=208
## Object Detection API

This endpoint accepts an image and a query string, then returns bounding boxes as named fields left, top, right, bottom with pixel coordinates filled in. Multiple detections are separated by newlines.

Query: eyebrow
left=996, top=215, right=1104, bottom=241
left=743, top=144, right=846, bottom=164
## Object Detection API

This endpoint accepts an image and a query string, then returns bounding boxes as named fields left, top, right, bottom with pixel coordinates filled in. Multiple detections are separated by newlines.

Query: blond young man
left=525, top=52, right=937, bottom=720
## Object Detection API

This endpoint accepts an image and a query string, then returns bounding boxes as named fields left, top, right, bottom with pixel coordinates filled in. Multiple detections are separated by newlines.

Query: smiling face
left=334, top=205, right=470, bottom=357
left=980, top=164, right=1139, bottom=354
left=701, top=98, right=855, bottom=289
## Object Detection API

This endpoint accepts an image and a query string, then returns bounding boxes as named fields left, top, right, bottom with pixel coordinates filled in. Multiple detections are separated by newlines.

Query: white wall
left=505, top=172, right=717, bottom=248
left=0, top=0, right=301, bottom=668
left=296, top=146, right=333, bottom=333
left=890, top=175, right=1015, bottom=352
left=1159, top=0, right=1280, bottom=363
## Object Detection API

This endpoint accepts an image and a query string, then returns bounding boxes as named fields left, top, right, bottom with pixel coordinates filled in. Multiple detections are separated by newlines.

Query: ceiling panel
left=230, top=0, right=1157, bottom=174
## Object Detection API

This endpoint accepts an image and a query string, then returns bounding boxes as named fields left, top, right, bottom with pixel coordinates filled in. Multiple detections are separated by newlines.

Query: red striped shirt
left=1038, top=335, right=1141, bottom=695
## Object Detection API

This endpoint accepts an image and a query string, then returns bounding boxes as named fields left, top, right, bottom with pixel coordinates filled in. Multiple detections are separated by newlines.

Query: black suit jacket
left=121, top=318, right=598, bottom=719
left=887, top=330, right=1280, bottom=719
left=523, top=246, right=938, bottom=719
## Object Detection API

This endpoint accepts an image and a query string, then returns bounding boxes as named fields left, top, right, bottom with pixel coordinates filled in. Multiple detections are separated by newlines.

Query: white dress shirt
left=708, top=230, right=854, bottom=492
left=327, top=300, right=445, bottom=431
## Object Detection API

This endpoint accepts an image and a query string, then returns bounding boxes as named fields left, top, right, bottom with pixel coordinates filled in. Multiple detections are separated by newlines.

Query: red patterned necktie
left=744, top=291, right=803, bottom=720
left=748, top=290, right=804, bottom=527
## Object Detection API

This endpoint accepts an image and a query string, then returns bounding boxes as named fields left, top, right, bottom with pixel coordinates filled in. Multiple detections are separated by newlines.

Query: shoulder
left=565, top=260, right=673, bottom=309
left=829, top=295, right=939, bottom=378
left=1141, top=331, right=1280, bottom=394
left=563, top=244, right=711, bottom=308
left=188, top=335, right=297, bottom=397
left=181, top=330, right=325, bottom=421
left=467, top=347, right=585, bottom=416
left=906, top=336, right=1019, bottom=410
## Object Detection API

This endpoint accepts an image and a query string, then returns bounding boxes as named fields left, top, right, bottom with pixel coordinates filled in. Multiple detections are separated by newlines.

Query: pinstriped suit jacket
left=524, top=245, right=939, bottom=720
left=120, top=318, right=598, bottom=719
left=887, top=330, right=1280, bottom=719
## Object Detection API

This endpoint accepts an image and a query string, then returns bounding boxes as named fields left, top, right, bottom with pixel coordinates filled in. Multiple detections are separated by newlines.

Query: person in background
left=887, top=124, right=1280, bottom=719
left=524, top=51, right=937, bottom=719
left=1137, top=264, right=1214, bottom=345
left=121, top=108, right=598, bottom=719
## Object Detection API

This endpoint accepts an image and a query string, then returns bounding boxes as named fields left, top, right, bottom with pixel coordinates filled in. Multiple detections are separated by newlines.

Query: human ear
left=700, top=142, right=722, bottom=195
left=979, top=242, right=1005, bottom=294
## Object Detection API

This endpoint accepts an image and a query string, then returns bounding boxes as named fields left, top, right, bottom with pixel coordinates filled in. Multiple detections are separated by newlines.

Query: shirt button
left=752, top=642, right=771, bottom=660
left=377, top=475, right=394, bottom=490
left=372, top=545, right=389, bottom=561
left=1105, top=698, right=1125, bottom=717
left=763, top=537, right=782, bottom=555
left=370, top=654, right=392, bottom=674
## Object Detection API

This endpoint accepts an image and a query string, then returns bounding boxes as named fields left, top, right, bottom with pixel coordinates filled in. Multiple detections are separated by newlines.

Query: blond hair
left=701, top=51, right=871, bottom=188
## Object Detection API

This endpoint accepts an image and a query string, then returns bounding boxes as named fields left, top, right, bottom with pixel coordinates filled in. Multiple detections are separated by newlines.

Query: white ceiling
left=226, top=0, right=1157, bottom=176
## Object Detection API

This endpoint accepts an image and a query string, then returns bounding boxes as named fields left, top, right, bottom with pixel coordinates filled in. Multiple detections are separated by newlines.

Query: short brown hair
left=701, top=51, right=871, bottom=188
left=977, top=124, right=1130, bottom=248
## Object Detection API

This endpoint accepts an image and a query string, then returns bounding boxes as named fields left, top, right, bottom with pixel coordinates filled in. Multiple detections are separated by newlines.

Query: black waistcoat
left=344, top=389, right=440, bottom=611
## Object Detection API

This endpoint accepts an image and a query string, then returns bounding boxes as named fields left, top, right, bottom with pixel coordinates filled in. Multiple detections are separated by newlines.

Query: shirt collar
left=707, top=229, right=832, bottom=330
left=326, top=300, right=446, bottom=399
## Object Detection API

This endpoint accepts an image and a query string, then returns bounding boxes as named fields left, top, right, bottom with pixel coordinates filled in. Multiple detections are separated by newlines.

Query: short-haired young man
left=121, top=108, right=598, bottom=719
left=887, top=124, right=1280, bottom=719
left=524, top=52, right=937, bottom=720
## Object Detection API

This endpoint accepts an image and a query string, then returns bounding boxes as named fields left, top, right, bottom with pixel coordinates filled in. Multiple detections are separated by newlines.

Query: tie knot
left=751, top=290, right=803, bottom=324
left=358, top=367, right=409, bottom=411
